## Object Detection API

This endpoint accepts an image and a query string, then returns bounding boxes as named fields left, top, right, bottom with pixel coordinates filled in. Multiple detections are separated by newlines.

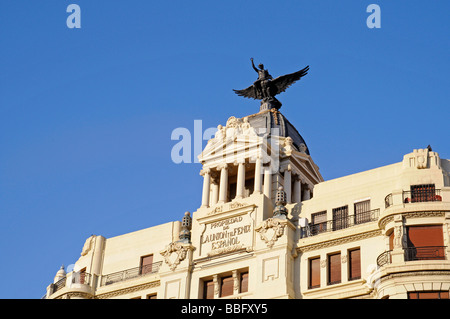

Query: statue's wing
left=271, top=65, right=309, bottom=95
left=233, top=84, right=259, bottom=100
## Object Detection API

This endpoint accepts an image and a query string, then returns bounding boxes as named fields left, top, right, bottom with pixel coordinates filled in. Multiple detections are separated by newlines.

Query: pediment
left=288, top=151, right=324, bottom=184
left=199, top=133, right=268, bottom=165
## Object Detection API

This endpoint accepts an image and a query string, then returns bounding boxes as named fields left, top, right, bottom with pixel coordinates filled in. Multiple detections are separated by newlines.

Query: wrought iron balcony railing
left=300, top=209, right=379, bottom=238
left=51, top=277, right=67, bottom=293
left=377, top=246, right=447, bottom=268
left=403, top=189, right=442, bottom=204
left=49, top=272, right=92, bottom=296
left=404, top=246, right=446, bottom=261
left=376, top=250, right=392, bottom=267
left=100, top=261, right=162, bottom=286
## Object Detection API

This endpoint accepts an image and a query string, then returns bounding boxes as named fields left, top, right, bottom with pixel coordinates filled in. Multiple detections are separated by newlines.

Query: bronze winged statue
left=233, top=58, right=309, bottom=110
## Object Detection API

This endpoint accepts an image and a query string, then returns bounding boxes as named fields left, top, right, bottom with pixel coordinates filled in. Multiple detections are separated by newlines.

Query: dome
left=246, top=109, right=310, bottom=155
left=53, top=265, right=66, bottom=283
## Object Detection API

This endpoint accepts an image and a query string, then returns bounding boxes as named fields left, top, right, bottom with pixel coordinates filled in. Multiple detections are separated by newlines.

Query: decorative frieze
left=95, top=281, right=160, bottom=299
left=298, top=230, right=382, bottom=253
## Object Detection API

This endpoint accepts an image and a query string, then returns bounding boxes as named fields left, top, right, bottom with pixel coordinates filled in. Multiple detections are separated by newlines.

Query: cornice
left=94, top=281, right=160, bottom=299
left=297, top=229, right=382, bottom=253
left=379, top=211, right=447, bottom=230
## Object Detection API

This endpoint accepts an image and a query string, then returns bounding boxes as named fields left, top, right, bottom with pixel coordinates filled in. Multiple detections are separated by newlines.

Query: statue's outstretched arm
left=250, top=58, right=258, bottom=73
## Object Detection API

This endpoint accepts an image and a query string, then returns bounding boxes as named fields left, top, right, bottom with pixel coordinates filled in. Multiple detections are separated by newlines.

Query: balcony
left=48, top=271, right=93, bottom=297
left=51, top=277, right=67, bottom=294
left=403, top=189, right=442, bottom=204
left=100, top=261, right=162, bottom=286
left=404, top=246, right=446, bottom=261
left=377, top=246, right=447, bottom=267
left=376, top=250, right=392, bottom=267
left=300, top=209, right=379, bottom=238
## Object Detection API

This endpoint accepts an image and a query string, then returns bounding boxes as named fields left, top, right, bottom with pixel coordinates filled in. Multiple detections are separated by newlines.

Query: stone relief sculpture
left=160, top=242, right=190, bottom=271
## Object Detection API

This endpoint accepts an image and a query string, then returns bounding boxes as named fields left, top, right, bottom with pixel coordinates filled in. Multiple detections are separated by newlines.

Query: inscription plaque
left=201, top=214, right=253, bottom=257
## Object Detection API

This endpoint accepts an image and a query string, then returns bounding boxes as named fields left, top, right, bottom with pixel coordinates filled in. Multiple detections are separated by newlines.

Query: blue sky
left=0, top=1, right=449, bottom=298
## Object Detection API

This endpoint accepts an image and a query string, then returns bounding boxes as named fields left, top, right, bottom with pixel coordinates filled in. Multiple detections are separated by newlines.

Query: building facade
left=44, top=106, right=450, bottom=299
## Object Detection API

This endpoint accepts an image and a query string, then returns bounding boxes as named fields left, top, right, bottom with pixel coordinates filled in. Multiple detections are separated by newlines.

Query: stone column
left=283, top=166, right=292, bottom=204
left=213, top=275, right=220, bottom=299
left=235, top=161, right=246, bottom=199
left=232, top=270, right=239, bottom=295
left=293, top=176, right=302, bottom=203
left=303, top=185, right=311, bottom=201
left=201, top=168, right=211, bottom=208
left=263, top=167, right=272, bottom=199
left=253, top=156, right=262, bottom=194
left=218, top=164, right=228, bottom=204
left=211, top=179, right=219, bottom=206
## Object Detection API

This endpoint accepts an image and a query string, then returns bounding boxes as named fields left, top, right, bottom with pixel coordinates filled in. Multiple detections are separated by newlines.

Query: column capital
left=200, top=167, right=211, bottom=176
left=217, top=163, right=229, bottom=170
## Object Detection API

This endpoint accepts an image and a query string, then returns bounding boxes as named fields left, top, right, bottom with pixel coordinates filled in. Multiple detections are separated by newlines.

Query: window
left=203, top=279, right=215, bottom=299
left=348, top=248, right=361, bottom=281
left=354, top=200, right=371, bottom=224
left=332, top=206, right=348, bottom=231
left=309, top=257, right=320, bottom=289
left=79, top=267, right=86, bottom=284
left=220, top=276, right=234, bottom=297
left=408, top=291, right=449, bottom=299
left=328, top=253, right=341, bottom=285
left=140, top=254, right=154, bottom=275
left=311, top=211, right=327, bottom=235
left=202, top=269, right=249, bottom=299
left=405, top=225, right=445, bottom=261
left=410, top=184, right=436, bottom=202
left=240, top=272, right=249, bottom=293
left=244, top=178, right=254, bottom=197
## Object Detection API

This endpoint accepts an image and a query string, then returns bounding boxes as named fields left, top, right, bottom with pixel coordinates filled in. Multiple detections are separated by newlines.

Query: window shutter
left=220, top=276, right=234, bottom=297
left=328, top=253, right=341, bottom=285
left=406, top=225, right=444, bottom=260
left=311, top=211, right=327, bottom=234
left=309, top=257, right=320, bottom=289
left=349, top=249, right=361, bottom=280
left=140, top=255, right=153, bottom=274
left=79, top=268, right=86, bottom=284
left=203, top=280, right=215, bottom=299
left=389, top=231, right=394, bottom=251
left=240, top=272, right=249, bottom=293
left=409, top=291, right=449, bottom=299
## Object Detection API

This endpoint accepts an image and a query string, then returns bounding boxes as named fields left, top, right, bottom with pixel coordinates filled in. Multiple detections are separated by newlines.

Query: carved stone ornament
left=212, top=116, right=258, bottom=144
left=160, top=242, right=191, bottom=271
left=256, top=218, right=286, bottom=248
left=81, top=235, right=95, bottom=256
